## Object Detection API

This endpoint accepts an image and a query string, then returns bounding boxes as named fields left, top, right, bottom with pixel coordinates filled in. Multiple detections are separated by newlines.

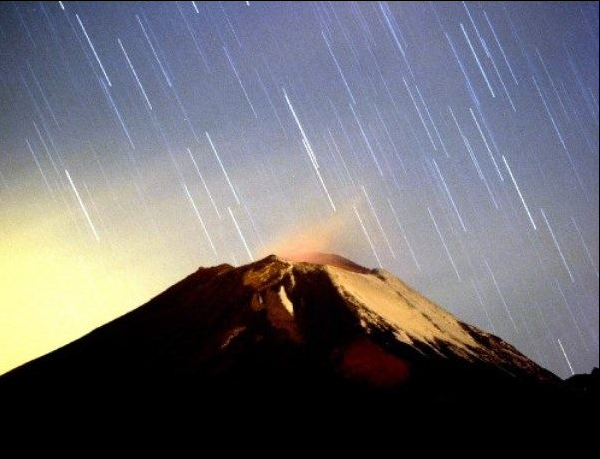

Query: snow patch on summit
left=277, top=285, right=294, bottom=315
left=263, top=285, right=300, bottom=341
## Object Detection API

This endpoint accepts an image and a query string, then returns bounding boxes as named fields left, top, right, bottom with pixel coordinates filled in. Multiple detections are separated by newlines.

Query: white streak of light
left=25, top=138, right=53, bottom=194
left=361, top=185, right=395, bottom=258
left=228, top=207, right=253, bottom=262
left=541, top=209, right=575, bottom=283
left=502, top=155, right=536, bottom=230
left=183, top=183, right=217, bottom=256
left=65, top=169, right=99, bottom=241
left=136, top=14, right=172, bottom=87
left=484, top=259, right=518, bottom=332
left=205, top=132, right=240, bottom=205
left=283, top=89, right=336, bottom=211
left=532, top=76, right=567, bottom=151
left=431, top=159, right=467, bottom=232
left=402, top=77, right=437, bottom=150
left=483, top=10, right=518, bottom=85
left=557, top=338, right=575, bottom=375
left=118, top=38, right=152, bottom=111
left=349, top=103, right=384, bottom=176
left=470, top=107, right=504, bottom=181
left=460, top=23, right=495, bottom=98
left=571, top=217, right=599, bottom=278
left=471, top=278, right=495, bottom=333
left=223, top=46, right=257, bottom=118
left=76, top=14, right=112, bottom=87
left=187, top=148, right=221, bottom=219
left=428, top=207, right=461, bottom=281
left=353, top=206, right=382, bottom=268
left=387, top=198, right=421, bottom=271
left=321, top=30, right=356, bottom=105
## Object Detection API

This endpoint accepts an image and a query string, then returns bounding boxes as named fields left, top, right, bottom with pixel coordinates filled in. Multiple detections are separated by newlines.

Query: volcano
left=0, top=253, right=594, bottom=422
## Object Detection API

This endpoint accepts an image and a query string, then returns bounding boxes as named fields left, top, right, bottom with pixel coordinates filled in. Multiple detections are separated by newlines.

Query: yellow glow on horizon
left=0, top=229, right=143, bottom=375
left=0, top=198, right=186, bottom=376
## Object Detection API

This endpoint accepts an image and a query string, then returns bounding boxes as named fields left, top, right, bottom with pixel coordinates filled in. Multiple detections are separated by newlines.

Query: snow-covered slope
left=240, top=254, right=554, bottom=383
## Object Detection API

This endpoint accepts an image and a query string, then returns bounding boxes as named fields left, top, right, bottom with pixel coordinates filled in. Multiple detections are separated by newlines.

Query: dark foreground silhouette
left=1, top=254, right=596, bottom=432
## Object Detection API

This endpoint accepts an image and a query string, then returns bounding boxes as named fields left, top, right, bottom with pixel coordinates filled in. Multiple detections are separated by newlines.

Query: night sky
left=0, top=1, right=597, bottom=378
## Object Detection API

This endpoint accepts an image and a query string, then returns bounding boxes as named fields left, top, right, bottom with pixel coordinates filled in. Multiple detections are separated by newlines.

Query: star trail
left=0, top=1, right=597, bottom=378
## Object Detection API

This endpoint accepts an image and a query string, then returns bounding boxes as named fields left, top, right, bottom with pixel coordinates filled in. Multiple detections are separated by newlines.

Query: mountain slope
left=0, top=254, right=567, bottom=416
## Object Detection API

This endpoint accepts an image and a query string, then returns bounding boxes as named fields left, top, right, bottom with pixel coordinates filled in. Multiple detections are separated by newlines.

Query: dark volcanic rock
left=0, top=254, right=592, bottom=425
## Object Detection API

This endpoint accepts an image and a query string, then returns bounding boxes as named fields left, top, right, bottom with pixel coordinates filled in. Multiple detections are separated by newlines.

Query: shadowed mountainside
left=0, top=254, right=595, bottom=423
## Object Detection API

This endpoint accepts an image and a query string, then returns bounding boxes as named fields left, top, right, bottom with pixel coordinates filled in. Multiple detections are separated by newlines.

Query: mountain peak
left=235, top=253, right=555, bottom=382
left=274, top=251, right=372, bottom=274
left=1, top=252, right=561, bottom=416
